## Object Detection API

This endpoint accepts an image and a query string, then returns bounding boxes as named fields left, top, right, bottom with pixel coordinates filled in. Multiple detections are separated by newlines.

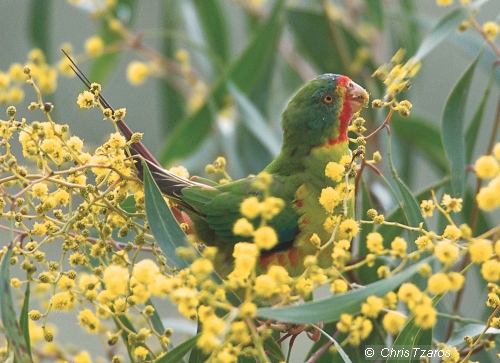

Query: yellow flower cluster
left=226, top=242, right=259, bottom=289
left=415, top=193, right=468, bottom=267
left=398, top=283, right=437, bottom=329
left=475, top=143, right=500, bottom=211
left=364, top=232, right=408, bottom=261
left=382, top=311, right=406, bottom=335
left=0, top=76, right=177, bottom=359
left=24, top=256, right=223, bottom=356
left=4, top=18, right=500, bottom=360
left=78, top=309, right=100, bottom=333
left=361, top=182, right=500, bottom=336
left=232, top=172, right=284, bottom=251
left=127, top=61, right=151, bottom=86
left=26, top=49, right=60, bottom=97
left=336, top=313, right=373, bottom=346
left=318, top=155, right=354, bottom=214
left=76, top=90, right=97, bottom=109
left=483, top=21, right=499, bottom=41
left=196, top=305, right=255, bottom=362
left=0, top=62, right=26, bottom=104
left=331, top=236, right=352, bottom=269
left=91, top=131, right=135, bottom=185
left=68, top=0, right=117, bottom=16
left=372, top=49, right=420, bottom=116
left=427, top=272, right=464, bottom=295
left=436, top=0, right=470, bottom=6
left=420, top=194, right=462, bottom=217
left=253, top=265, right=291, bottom=299
left=84, top=36, right=104, bottom=57
left=19, top=121, right=73, bottom=165
left=3, top=73, right=292, bottom=362
left=374, top=48, right=421, bottom=98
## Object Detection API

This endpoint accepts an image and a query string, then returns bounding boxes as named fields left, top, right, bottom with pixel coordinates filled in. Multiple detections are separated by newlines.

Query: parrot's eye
left=322, top=93, right=334, bottom=104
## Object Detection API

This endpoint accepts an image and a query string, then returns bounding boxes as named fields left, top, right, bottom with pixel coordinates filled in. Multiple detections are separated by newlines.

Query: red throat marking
left=333, top=75, right=353, bottom=144
left=258, top=247, right=302, bottom=271
left=294, top=200, right=303, bottom=208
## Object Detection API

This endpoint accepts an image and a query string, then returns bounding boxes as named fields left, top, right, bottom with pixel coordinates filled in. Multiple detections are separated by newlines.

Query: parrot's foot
left=276, top=322, right=323, bottom=344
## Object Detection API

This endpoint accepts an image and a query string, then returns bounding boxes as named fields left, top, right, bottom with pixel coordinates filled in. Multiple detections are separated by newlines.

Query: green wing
left=180, top=175, right=300, bottom=247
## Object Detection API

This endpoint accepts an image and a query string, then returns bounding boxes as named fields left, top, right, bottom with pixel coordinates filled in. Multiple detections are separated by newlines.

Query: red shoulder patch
left=287, top=247, right=301, bottom=267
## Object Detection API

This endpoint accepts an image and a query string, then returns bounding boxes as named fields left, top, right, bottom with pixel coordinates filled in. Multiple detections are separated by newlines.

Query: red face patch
left=337, top=76, right=353, bottom=144
left=326, top=75, right=353, bottom=146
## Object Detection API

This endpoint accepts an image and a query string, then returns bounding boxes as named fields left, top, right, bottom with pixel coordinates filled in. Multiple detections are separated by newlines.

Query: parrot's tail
left=63, top=51, right=206, bottom=211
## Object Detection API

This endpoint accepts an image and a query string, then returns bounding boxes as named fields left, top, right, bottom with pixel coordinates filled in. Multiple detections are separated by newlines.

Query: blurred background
left=0, top=0, right=497, bottom=185
left=0, top=0, right=499, bottom=361
left=0, top=0, right=499, bottom=182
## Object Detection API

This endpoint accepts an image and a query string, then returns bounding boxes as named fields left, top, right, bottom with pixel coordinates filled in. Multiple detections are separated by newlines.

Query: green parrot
left=132, top=74, right=368, bottom=277
left=67, top=56, right=368, bottom=277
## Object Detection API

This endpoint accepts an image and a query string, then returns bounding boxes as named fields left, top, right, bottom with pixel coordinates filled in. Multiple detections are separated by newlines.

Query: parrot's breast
left=288, top=141, right=354, bottom=274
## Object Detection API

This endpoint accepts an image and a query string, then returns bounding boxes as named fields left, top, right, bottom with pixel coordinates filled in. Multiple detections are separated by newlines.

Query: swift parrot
left=67, top=58, right=368, bottom=278
left=138, top=74, right=368, bottom=277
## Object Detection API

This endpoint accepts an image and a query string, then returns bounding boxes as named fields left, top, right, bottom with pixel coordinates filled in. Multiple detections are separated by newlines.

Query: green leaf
left=236, top=126, right=274, bottom=175
left=146, top=298, right=165, bottom=336
left=306, top=322, right=354, bottom=363
left=142, top=161, right=238, bottom=304
left=192, top=0, right=229, bottom=63
left=356, top=179, right=379, bottom=284
left=388, top=296, right=443, bottom=363
left=286, top=7, right=363, bottom=74
left=387, top=136, right=428, bottom=245
left=120, top=195, right=137, bottom=213
left=376, top=177, right=449, bottom=244
left=263, top=336, right=285, bottom=362
left=88, top=0, right=137, bottom=83
left=465, top=66, right=496, bottom=163
left=228, top=83, right=280, bottom=157
left=143, top=160, right=191, bottom=270
left=247, top=50, right=278, bottom=115
left=441, top=51, right=482, bottom=197
left=359, top=179, right=375, bottom=238
left=363, top=0, right=384, bottom=30
left=88, top=28, right=121, bottom=84
left=364, top=130, right=431, bottom=246
left=447, top=324, right=500, bottom=347
left=159, top=1, right=187, bottom=134
left=396, top=0, right=420, bottom=56
left=20, top=281, right=32, bottom=357
left=390, top=316, right=433, bottom=363
left=187, top=331, right=209, bottom=363
left=414, top=0, right=490, bottom=60
left=156, top=334, right=198, bottom=363
left=113, top=313, right=144, bottom=361
left=394, top=178, right=425, bottom=247
left=390, top=296, right=441, bottom=363
left=29, top=0, right=52, bottom=59
left=0, top=245, right=33, bottom=363
left=448, top=19, right=500, bottom=87
left=463, top=188, right=492, bottom=244
left=238, top=356, right=257, bottom=363
left=392, top=115, right=448, bottom=174
left=159, top=0, right=285, bottom=164
left=257, top=256, right=434, bottom=324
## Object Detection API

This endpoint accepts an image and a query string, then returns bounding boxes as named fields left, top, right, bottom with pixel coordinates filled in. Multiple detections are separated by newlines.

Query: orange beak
left=346, top=80, right=369, bottom=113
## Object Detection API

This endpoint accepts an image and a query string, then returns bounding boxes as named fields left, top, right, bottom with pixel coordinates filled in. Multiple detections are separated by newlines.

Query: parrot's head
left=282, top=74, right=368, bottom=146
